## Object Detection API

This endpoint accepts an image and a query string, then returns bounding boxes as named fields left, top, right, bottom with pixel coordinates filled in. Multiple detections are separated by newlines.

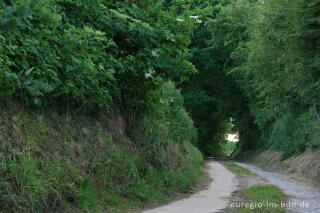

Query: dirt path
left=236, top=162, right=320, bottom=213
left=141, top=161, right=237, bottom=213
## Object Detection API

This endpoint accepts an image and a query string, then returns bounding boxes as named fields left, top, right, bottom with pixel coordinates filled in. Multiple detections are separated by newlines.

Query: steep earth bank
left=242, top=150, right=320, bottom=184
left=0, top=103, right=203, bottom=213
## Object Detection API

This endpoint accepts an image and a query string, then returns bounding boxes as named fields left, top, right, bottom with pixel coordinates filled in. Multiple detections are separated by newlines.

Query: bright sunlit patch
left=226, top=134, right=239, bottom=142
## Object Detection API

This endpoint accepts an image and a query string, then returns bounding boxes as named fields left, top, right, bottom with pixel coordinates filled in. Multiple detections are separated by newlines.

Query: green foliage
left=219, top=141, right=237, bottom=156
left=0, top=0, right=197, bottom=111
left=183, top=0, right=320, bottom=157
left=182, top=0, right=259, bottom=155
left=230, top=0, right=320, bottom=156
left=130, top=81, right=199, bottom=169
left=0, top=82, right=202, bottom=212
left=0, top=1, right=205, bottom=212
left=1, top=1, right=319, bottom=212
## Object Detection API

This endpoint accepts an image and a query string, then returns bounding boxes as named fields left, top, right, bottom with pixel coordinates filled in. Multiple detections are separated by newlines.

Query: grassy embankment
left=0, top=100, right=203, bottom=213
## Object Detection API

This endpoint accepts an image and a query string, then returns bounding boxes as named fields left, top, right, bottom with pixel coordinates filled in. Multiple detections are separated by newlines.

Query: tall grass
left=0, top=92, right=203, bottom=213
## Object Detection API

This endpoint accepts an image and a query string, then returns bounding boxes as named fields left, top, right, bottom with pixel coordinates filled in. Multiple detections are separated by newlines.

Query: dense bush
left=182, top=0, right=320, bottom=157
left=0, top=1, right=205, bottom=212
left=0, top=82, right=202, bottom=213
left=231, top=0, right=320, bottom=156
left=0, top=0, right=197, bottom=111
left=182, top=0, right=259, bottom=155
left=130, top=82, right=198, bottom=168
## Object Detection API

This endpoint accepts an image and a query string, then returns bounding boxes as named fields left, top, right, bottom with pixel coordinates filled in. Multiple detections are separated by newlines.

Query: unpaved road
left=236, top=162, right=320, bottom=213
left=142, top=161, right=237, bottom=213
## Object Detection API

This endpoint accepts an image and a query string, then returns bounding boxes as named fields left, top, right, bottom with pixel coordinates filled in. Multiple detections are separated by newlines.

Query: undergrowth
left=0, top=83, right=203, bottom=213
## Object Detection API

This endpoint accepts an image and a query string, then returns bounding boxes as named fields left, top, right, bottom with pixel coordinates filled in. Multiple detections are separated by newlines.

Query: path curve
left=142, top=161, right=237, bottom=213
